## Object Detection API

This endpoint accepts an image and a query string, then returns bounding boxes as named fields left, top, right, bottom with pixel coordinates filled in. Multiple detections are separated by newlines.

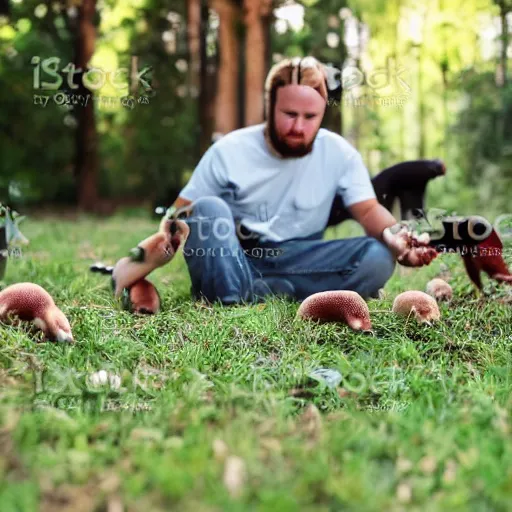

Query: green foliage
left=0, top=5, right=74, bottom=205
left=0, top=0, right=510, bottom=214
left=452, top=70, right=512, bottom=215
left=1, top=0, right=197, bottom=206
left=272, top=0, right=348, bottom=65
left=98, top=0, right=197, bottom=199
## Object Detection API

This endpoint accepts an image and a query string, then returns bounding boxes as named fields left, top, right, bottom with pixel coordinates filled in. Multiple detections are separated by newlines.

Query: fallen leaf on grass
left=492, top=406, right=509, bottom=435
left=107, top=496, right=124, bottom=512
left=213, top=438, right=229, bottom=462
left=223, top=456, right=246, bottom=498
left=99, top=472, right=121, bottom=494
left=41, top=484, right=98, bottom=512
left=419, top=455, right=437, bottom=475
left=396, top=456, right=413, bottom=474
left=457, top=447, right=479, bottom=469
left=442, top=459, right=457, bottom=484
left=129, top=428, right=164, bottom=443
left=299, top=404, right=322, bottom=446
left=396, top=481, right=412, bottom=503
left=260, top=438, right=282, bottom=455
left=163, top=436, right=184, bottom=449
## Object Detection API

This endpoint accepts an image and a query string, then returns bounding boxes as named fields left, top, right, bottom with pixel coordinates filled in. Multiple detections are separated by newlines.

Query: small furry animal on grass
left=392, top=290, right=441, bottom=324
left=296, top=290, right=372, bottom=331
left=0, top=282, right=73, bottom=342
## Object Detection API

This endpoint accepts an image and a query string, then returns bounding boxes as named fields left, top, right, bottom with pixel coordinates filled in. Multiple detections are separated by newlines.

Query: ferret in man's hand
left=0, top=283, right=73, bottom=342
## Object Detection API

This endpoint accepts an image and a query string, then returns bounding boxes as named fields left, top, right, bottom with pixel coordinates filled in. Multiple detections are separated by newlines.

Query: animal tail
left=90, top=262, right=114, bottom=275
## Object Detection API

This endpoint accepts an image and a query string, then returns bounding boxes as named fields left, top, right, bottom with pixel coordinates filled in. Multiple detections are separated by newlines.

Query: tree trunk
left=75, top=0, right=99, bottom=212
left=188, top=0, right=201, bottom=95
left=211, top=0, right=240, bottom=135
left=263, top=7, right=272, bottom=86
left=199, top=0, right=215, bottom=153
left=497, top=0, right=509, bottom=86
left=243, top=0, right=272, bottom=126
left=187, top=0, right=205, bottom=158
left=0, top=0, right=9, bottom=16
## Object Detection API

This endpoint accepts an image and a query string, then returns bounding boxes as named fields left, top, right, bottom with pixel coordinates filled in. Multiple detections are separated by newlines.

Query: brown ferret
left=121, top=278, right=161, bottom=315
left=0, top=283, right=73, bottom=342
left=90, top=266, right=162, bottom=314
left=461, top=229, right=512, bottom=290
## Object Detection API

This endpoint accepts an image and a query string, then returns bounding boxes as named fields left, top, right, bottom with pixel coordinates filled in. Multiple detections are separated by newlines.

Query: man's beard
left=268, top=122, right=317, bottom=158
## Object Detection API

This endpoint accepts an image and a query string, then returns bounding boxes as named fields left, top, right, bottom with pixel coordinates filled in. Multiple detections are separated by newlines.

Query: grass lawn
left=1, top=211, right=512, bottom=512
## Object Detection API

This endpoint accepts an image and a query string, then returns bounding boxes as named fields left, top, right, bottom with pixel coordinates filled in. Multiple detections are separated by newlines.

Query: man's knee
left=363, top=239, right=396, bottom=284
left=191, top=196, right=232, bottom=219
left=185, top=196, right=237, bottom=246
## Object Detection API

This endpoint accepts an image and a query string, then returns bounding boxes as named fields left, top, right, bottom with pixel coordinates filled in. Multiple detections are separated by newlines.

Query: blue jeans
left=182, top=196, right=396, bottom=304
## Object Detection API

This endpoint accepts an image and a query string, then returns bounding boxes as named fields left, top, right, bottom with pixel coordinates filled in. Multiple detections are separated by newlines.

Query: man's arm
left=348, top=198, right=397, bottom=242
left=348, top=198, right=437, bottom=267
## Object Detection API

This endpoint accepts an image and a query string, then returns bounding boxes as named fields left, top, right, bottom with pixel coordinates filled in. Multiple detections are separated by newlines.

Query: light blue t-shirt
left=179, top=123, right=376, bottom=242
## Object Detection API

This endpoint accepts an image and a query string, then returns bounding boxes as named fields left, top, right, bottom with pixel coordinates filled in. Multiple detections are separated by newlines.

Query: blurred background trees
left=0, top=0, right=510, bottom=219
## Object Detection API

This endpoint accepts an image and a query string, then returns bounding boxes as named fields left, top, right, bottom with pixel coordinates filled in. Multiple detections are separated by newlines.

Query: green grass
left=1, top=212, right=512, bottom=512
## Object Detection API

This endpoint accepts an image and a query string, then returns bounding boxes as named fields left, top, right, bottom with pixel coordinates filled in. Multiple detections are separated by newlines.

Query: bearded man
left=169, top=56, right=437, bottom=304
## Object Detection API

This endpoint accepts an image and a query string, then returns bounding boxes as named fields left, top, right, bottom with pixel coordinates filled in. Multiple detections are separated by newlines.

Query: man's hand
left=382, top=224, right=438, bottom=267
left=348, top=200, right=437, bottom=268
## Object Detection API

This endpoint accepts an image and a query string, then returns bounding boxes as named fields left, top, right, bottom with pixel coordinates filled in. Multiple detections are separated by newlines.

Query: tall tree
left=187, top=0, right=209, bottom=154
left=211, top=0, right=241, bottom=134
left=494, top=0, right=511, bottom=86
left=188, top=0, right=201, bottom=95
left=0, top=0, right=9, bottom=16
left=243, top=0, right=273, bottom=125
left=199, top=1, right=217, bottom=152
left=75, top=0, right=99, bottom=211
